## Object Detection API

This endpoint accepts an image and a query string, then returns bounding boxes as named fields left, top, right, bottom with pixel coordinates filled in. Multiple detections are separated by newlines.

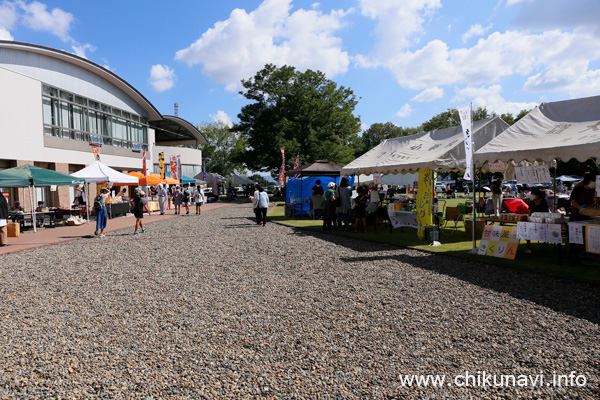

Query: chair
left=442, top=206, right=464, bottom=235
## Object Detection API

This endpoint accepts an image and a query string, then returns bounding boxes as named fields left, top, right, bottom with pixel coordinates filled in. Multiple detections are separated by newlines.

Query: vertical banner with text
left=92, top=146, right=101, bottom=162
left=278, top=147, right=286, bottom=185
left=142, top=151, right=147, bottom=177
left=458, top=103, right=474, bottom=182
left=416, top=168, right=435, bottom=240
left=170, top=155, right=178, bottom=181
left=159, top=152, right=165, bottom=179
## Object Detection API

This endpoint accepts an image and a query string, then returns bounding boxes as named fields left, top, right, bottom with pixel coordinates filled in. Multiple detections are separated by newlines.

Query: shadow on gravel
left=289, top=226, right=600, bottom=325
left=344, top=252, right=600, bottom=326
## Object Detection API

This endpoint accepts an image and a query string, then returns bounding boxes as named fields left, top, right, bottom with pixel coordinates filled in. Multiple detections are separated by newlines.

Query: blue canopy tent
left=284, top=160, right=354, bottom=216
left=165, top=171, right=196, bottom=184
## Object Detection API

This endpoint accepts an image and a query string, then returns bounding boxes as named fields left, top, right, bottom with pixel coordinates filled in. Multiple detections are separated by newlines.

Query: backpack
left=93, top=195, right=102, bottom=211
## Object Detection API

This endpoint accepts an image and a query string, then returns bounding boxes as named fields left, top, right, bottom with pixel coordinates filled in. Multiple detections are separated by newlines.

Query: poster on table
left=387, top=204, right=418, bottom=229
left=516, top=222, right=562, bottom=244
left=585, top=225, right=600, bottom=254
left=478, top=225, right=519, bottom=259
left=416, top=168, right=435, bottom=240
left=568, top=222, right=584, bottom=244
left=514, top=165, right=551, bottom=185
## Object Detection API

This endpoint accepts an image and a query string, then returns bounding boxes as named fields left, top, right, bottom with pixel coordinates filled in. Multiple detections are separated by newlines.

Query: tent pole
left=86, top=182, right=90, bottom=224
left=30, top=185, right=37, bottom=233
left=470, top=168, right=477, bottom=253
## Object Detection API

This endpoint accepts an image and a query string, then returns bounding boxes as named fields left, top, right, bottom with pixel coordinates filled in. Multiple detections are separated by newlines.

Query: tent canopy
left=284, top=160, right=343, bottom=177
left=0, top=169, right=31, bottom=187
left=474, top=95, right=600, bottom=167
left=165, top=171, right=193, bottom=184
left=194, top=172, right=229, bottom=183
left=0, top=164, right=84, bottom=186
left=341, top=117, right=509, bottom=175
left=71, top=161, right=139, bottom=184
left=231, top=174, right=255, bottom=185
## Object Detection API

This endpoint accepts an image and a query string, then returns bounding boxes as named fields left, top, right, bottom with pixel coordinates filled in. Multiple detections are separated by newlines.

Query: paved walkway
left=0, top=202, right=234, bottom=256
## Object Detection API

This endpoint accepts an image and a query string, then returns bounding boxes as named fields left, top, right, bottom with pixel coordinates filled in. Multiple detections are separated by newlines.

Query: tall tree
left=356, top=122, right=416, bottom=157
left=420, top=106, right=490, bottom=132
left=233, top=64, right=361, bottom=178
left=197, top=121, right=247, bottom=177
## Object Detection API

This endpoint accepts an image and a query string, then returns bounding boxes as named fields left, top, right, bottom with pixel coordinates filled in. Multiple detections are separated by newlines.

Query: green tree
left=198, top=121, right=247, bottom=177
left=420, top=107, right=490, bottom=132
left=356, top=122, right=416, bottom=157
left=233, top=64, right=362, bottom=178
left=248, top=174, right=271, bottom=187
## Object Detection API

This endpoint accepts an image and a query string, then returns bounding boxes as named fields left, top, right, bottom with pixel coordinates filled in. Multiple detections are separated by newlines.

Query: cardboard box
left=464, top=219, right=485, bottom=237
left=7, top=222, right=20, bottom=237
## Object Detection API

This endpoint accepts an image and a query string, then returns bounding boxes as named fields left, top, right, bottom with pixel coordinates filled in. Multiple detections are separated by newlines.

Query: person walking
left=193, top=185, right=205, bottom=215
left=0, top=191, right=8, bottom=247
left=252, top=184, right=261, bottom=224
left=256, top=185, right=269, bottom=226
left=94, top=187, right=111, bottom=238
left=182, top=186, right=191, bottom=215
left=172, top=186, right=182, bottom=215
left=130, top=190, right=151, bottom=235
left=156, top=184, right=167, bottom=215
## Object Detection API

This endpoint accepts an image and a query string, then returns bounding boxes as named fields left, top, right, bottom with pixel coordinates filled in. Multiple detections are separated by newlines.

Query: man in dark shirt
left=491, top=174, right=503, bottom=217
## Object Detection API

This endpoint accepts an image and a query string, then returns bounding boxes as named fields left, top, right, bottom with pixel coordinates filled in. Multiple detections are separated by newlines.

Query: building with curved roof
left=0, top=41, right=206, bottom=208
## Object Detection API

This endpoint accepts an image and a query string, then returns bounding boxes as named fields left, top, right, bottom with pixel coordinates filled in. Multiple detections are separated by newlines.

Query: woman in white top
left=193, top=185, right=205, bottom=215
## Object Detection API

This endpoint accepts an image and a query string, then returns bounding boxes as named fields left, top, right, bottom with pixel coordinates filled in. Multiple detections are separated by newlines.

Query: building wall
left=153, top=145, right=203, bottom=178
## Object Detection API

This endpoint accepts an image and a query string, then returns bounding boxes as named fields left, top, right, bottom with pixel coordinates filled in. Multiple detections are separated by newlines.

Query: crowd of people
left=92, top=183, right=208, bottom=237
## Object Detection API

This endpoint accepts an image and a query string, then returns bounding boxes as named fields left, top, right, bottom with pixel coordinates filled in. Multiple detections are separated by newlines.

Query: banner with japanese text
left=170, top=155, right=178, bottom=181
left=458, top=103, right=473, bottom=182
left=92, top=146, right=101, bottom=162
left=416, top=168, right=435, bottom=240
left=142, top=151, right=147, bottom=177
left=159, top=152, right=165, bottom=179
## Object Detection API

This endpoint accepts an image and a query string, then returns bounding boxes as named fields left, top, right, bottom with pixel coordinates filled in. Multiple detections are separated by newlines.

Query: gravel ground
left=0, top=203, right=598, bottom=399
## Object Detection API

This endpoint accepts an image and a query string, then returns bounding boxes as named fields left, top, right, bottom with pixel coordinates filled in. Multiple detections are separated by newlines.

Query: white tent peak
left=71, top=161, right=139, bottom=184
left=342, top=116, right=508, bottom=175
left=474, top=95, right=600, bottom=167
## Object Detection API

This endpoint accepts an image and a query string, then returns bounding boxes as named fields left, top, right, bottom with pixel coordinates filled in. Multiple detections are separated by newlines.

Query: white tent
left=474, top=95, right=600, bottom=168
left=71, top=162, right=139, bottom=224
left=341, top=117, right=509, bottom=175
left=71, top=161, right=139, bottom=183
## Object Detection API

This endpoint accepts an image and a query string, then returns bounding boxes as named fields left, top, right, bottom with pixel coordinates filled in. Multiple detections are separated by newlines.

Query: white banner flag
left=458, top=103, right=474, bottom=182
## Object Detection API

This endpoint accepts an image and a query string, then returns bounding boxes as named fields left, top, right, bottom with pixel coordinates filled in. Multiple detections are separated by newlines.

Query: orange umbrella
left=148, top=173, right=179, bottom=185
left=126, top=171, right=163, bottom=185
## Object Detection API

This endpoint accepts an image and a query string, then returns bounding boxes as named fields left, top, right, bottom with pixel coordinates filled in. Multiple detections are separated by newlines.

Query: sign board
left=489, top=159, right=506, bottom=173
left=478, top=225, right=519, bottom=259
left=585, top=225, right=600, bottom=254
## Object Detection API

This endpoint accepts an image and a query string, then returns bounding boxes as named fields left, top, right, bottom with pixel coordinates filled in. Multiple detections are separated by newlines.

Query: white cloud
left=505, top=0, right=534, bottom=5
left=210, top=110, right=233, bottom=127
left=0, top=26, right=12, bottom=40
left=175, top=0, right=350, bottom=91
left=396, top=104, right=415, bottom=118
left=524, top=65, right=600, bottom=98
left=366, top=29, right=600, bottom=96
left=461, top=24, right=486, bottom=43
left=71, top=43, right=96, bottom=59
left=148, top=64, right=176, bottom=92
left=509, top=0, right=600, bottom=37
left=452, top=84, right=538, bottom=116
left=0, top=1, right=18, bottom=30
left=20, top=1, right=74, bottom=42
left=411, top=86, right=444, bottom=102
left=356, top=0, right=442, bottom=66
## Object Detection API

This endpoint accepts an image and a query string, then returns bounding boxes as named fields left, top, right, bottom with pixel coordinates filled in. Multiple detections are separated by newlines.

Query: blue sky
left=1, top=0, right=600, bottom=132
